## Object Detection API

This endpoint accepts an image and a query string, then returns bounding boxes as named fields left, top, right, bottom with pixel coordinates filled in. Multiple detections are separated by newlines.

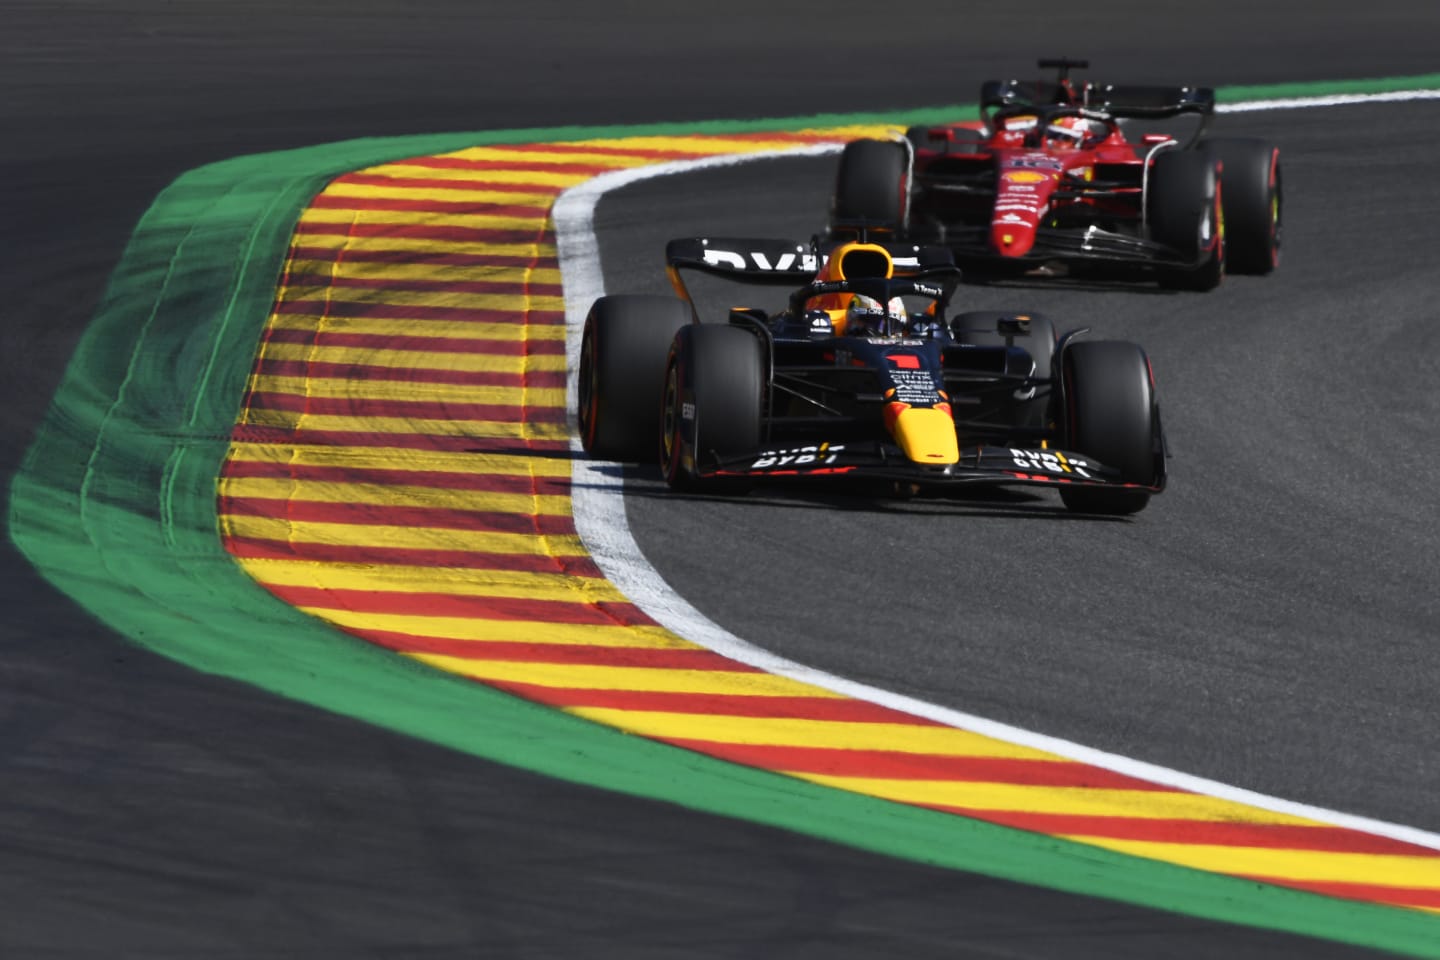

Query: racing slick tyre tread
left=831, top=139, right=910, bottom=236
left=1149, top=149, right=1225, bottom=292
left=949, top=311, right=1056, bottom=432
left=1201, top=137, right=1282, bottom=275
left=578, top=294, right=691, bottom=463
left=1057, top=340, right=1158, bottom=516
left=661, top=323, right=764, bottom=493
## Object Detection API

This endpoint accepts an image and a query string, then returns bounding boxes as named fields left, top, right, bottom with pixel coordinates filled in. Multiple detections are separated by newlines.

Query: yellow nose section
left=890, top=406, right=959, bottom=465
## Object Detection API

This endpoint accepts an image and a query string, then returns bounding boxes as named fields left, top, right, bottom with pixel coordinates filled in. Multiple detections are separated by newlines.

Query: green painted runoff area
left=11, top=77, right=1440, bottom=956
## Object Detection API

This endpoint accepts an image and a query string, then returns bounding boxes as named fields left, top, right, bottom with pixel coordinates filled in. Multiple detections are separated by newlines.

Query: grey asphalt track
left=4, top=2, right=1437, bottom=957
left=608, top=102, right=1440, bottom=832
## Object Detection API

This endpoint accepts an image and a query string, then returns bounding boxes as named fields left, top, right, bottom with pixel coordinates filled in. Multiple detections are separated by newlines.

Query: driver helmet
left=845, top=293, right=908, bottom=337
left=1044, top=115, right=1102, bottom=148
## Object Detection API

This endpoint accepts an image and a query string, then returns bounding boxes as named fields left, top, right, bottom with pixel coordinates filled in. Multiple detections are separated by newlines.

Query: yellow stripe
left=224, top=442, right=570, bottom=476
left=267, top=315, right=565, bottom=341
left=243, top=560, right=629, bottom=603
left=286, top=258, right=563, bottom=285
left=413, top=655, right=847, bottom=697
left=248, top=375, right=563, bottom=406
left=357, top=163, right=592, bottom=188
left=565, top=709, right=1059, bottom=759
left=221, top=477, right=571, bottom=515
left=298, top=207, right=551, bottom=233
left=322, top=182, right=559, bottom=206
left=291, top=234, right=557, bottom=259
left=1077, top=838, right=1440, bottom=887
left=303, top=609, right=690, bottom=648
left=442, top=146, right=657, bottom=168
left=222, top=515, right=583, bottom=554
left=255, top=343, right=568, bottom=373
left=275, top=284, right=564, bottom=312
left=558, top=135, right=841, bottom=155
left=793, top=774, right=1317, bottom=825
left=237, top=409, right=569, bottom=439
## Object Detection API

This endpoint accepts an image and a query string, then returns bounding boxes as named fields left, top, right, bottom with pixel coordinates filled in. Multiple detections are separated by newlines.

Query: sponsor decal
left=1009, top=448, right=1093, bottom=478
left=751, top=442, right=845, bottom=470
left=1004, top=170, right=1049, bottom=184
left=889, top=368, right=942, bottom=404
left=681, top=402, right=695, bottom=421
left=1008, top=153, right=1065, bottom=171
left=702, top=248, right=819, bottom=272
left=995, top=213, right=1027, bottom=224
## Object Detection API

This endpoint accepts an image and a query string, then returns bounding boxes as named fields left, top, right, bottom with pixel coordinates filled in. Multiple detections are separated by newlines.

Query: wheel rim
left=578, top=328, right=598, bottom=447
left=660, top=360, right=681, bottom=478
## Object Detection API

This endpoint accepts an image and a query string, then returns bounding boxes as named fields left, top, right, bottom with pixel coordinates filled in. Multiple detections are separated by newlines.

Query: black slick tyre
left=1148, top=149, right=1225, bottom=291
left=831, top=139, right=910, bottom=235
left=660, top=324, right=764, bottom=492
left=578, top=295, right=691, bottom=462
left=1201, top=137, right=1281, bottom=275
left=1058, top=340, right=1159, bottom=516
left=949, top=311, right=1056, bottom=431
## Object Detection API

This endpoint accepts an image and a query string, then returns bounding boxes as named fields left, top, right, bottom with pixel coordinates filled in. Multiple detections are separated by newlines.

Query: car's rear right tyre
left=830, top=138, right=910, bottom=235
left=660, top=323, right=764, bottom=492
left=1201, top=137, right=1281, bottom=275
left=578, top=294, right=691, bottom=462
left=1057, top=340, right=1159, bottom=516
left=1148, top=149, right=1225, bottom=291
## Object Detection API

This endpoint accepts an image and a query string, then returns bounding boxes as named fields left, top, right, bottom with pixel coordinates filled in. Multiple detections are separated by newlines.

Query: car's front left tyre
left=660, top=324, right=764, bottom=492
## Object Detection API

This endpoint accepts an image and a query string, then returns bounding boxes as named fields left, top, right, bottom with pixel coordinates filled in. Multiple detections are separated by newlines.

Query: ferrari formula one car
left=829, top=58, right=1281, bottom=290
left=578, top=236, right=1166, bottom=514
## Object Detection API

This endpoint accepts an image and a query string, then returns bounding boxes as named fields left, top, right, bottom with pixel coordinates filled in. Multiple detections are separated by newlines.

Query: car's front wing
left=704, top=440, right=1164, bottom=493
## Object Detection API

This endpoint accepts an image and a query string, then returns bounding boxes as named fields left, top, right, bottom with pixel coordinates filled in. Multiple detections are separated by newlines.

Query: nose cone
left=990, top=220, right=1038, bottom=257
left=990, top=168, right=1058, bottom=258
left=888, top=405, right=959, bottom=465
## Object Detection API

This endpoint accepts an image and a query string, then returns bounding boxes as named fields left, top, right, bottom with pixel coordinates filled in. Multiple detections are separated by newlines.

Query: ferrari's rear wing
left=980, top=79, right=1215, bottom=120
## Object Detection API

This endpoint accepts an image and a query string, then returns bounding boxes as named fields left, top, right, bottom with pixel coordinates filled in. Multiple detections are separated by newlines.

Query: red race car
left=829, top=59, right=1281, bottom=290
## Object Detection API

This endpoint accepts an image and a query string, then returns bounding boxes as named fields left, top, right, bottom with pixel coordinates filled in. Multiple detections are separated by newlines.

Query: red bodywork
left=907, top=114, right=1177, bottom=265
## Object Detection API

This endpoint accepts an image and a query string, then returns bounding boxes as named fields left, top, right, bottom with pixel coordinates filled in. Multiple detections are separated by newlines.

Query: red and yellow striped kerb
left=216, top=131, right=1440, bottom=913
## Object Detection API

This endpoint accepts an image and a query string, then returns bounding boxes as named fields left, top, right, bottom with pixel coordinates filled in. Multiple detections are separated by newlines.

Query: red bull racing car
left=829, top=59, right=1281, bottom=290
left=578, top=236, right=1166, bottom=514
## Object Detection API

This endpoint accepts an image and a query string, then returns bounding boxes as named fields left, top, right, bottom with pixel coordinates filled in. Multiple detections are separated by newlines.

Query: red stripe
left=924, top=807, right=1437, bottom=856
left=221, top=535, right=601, bottom=574
left=262, top=584, right=654, bottom=627
left=481, top=682, right=941, bottom=722
left=262, top=327, right=564, bottom=356
left=272, top=300, right=562, bottom=324
left=219, top=497, right=575, bottom=536
left=252, top=359, right=566, bottom=389
left=221, top=460, right=572, bottom=496
left=388, top=156, right=615, bottom=177
left=242, top=392, right=566, bottom=424
left=492, top=142, right=732, bottom=161
left=1239, top=876, right=1440, bottom=909
left=229, top=425, right=571, bottom=452
left=330, top=172, right=565, bottom=195
left=293, top=222, right=555, bottom=246
left=307, top=194, right=552, bottom=218
left=282, top=272, right=564, bottom=298
left=288, top=245, right=554, bottom=270
left=347, top=635, right=750, bottom=670
left=651, top=741, right=1174, bottom=791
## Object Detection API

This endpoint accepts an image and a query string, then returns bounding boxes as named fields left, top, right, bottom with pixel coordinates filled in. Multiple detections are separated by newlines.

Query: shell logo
left=1004, top=170, right=1050, bottom=184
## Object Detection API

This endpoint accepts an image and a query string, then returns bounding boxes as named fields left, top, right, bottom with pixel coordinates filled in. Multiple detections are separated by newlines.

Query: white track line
left=555, top=89, right=1440, bottom=852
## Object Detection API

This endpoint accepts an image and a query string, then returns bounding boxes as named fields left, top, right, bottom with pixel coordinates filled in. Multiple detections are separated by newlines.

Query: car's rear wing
left=980, top=79, right=1215, bottom=120
left=664, top=237, right=956, bottom=306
